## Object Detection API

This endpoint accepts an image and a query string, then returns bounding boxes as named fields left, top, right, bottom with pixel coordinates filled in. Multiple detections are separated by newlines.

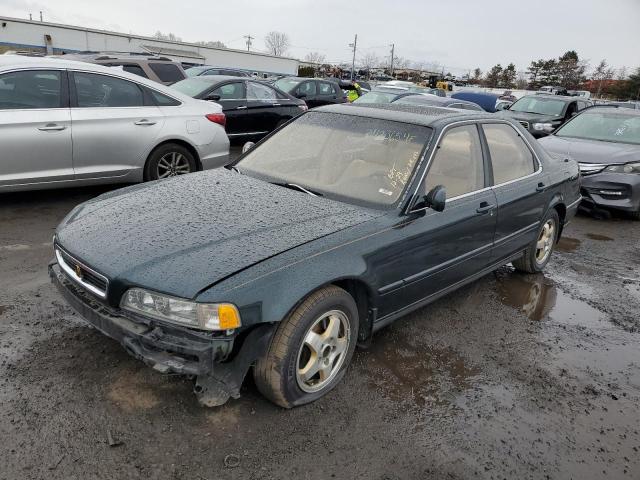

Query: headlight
left=533, top=123, right=555, bottom=132
left=121, top=288, right=241, bottom=331
left=605, top=162, right=640, bottom=174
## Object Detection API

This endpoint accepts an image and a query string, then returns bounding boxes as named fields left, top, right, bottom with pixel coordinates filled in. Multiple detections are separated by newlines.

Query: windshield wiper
left=271, top=182, right=323, bottom=197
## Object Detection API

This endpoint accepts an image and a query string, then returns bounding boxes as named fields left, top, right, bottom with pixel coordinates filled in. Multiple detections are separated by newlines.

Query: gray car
left=0, top=56, right=229, bottom=192
left=539, top=107, right=640, bottom=219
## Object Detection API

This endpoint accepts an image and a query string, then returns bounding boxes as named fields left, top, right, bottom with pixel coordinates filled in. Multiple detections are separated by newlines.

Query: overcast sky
left=2, top=0, right=639, bottom=74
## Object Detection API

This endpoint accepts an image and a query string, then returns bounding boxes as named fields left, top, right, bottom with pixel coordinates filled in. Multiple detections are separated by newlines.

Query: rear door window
left=318, top=82, right=335, bottom=95
left=424, top=125, right=485, bottom=198
left=211, top=82, right=246, bottom=100
left=483, top=123, right=536, bottom=184
left=0, top=70, right=62, bottom=109
left=149, top=89, right=181, bottom=106
left=297, top=81, right=317, bottom=96
left=73, top=72, right=145, bottom=108
left=148, top=63, right=185, bottom=83
left=247, top=82, right=277, bottom=101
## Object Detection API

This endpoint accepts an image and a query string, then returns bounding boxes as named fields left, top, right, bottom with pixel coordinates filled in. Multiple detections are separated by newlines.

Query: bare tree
left=592, top=59, right=616, bottom=97
left=265, top=31, right=291, bottom=57
left=195, top=40, right=226, bottom=49
left=360, top=52, right=379, bottom=69
left=304, top=51, right=326, bottom=65
left=153, top=31, right=182, bottom=42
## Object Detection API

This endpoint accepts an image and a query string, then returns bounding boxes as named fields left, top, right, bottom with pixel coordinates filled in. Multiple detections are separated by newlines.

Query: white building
left=0, top=15, right=299, bottom=75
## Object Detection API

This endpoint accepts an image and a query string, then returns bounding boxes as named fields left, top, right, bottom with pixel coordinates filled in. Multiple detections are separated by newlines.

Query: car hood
left=56, top=170, right=381, bottom=299
left=538, top=135, right=640, bottom=165
left=498, top=111, right=563, bottom=123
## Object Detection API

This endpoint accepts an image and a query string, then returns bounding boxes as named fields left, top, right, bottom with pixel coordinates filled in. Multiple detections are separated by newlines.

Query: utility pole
left=349, top=34, right=357, bottom=81
left=244, top=35, right=254, bottom=52
left=29, top=13, right=32, bottom=20
left=389, top=44, right=395, bottom=78
left=39, top=11, right=43, bottom=22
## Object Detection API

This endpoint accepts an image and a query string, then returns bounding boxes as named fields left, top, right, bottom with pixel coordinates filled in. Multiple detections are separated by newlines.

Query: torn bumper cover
left=49, top=262, right=274, bottom=406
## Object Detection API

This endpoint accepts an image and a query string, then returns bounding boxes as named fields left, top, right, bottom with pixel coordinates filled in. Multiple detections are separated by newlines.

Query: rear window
left=148, top=63, right=185, bottom=83
left=120, top=64, right=148, bottom=78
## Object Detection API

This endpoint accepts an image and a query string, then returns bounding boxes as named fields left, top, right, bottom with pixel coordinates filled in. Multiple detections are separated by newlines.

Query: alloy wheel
left=535, top=219, right=556, bottom=264
left=296, top=310, right=351, bottom=393
left=157, top=152, right=191, bottom=179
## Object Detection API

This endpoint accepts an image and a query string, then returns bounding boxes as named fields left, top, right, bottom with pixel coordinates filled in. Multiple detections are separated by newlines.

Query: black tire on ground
left=253, top=285, right=359, bottom=408
left=144, top=143, right=197, bottom=181
left=513, top=209, right=560, bottom=274
left=629, top=210, right=640, bottom=221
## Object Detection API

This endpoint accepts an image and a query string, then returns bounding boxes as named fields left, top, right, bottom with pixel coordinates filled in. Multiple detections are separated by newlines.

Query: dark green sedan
left=50, top=104, right=581, bottom=408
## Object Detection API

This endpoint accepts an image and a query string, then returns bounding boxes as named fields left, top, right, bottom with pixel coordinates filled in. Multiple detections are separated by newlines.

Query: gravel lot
left=1, top=173, right=639, bottom=480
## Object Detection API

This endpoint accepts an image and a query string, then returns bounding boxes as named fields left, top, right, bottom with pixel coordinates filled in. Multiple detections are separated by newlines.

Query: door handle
left=536, top=182, right=546, bottom=192
left=38, top=124, right=66, bottom=131
left=476, top=202, right=495, bottom=214
left=236, top=106, right=248, bottom=110
left=134, top=119, right=157, bottom=126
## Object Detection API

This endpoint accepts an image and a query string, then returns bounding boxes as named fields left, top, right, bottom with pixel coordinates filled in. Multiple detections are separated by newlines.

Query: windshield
left=555, top=112, right=640, bottom=145
left=274, top=78, right=302, bottom=92
left=169, top=77, right=214, bottom=97
left=237, top=112, right=432, bottom=208
left=185, top=66, right=209, bottom=77
left=510, top=96, right=566, bottom=116
left=354, top=91, right=399, bottom=104
left=394, top=95, right=439, bottom=106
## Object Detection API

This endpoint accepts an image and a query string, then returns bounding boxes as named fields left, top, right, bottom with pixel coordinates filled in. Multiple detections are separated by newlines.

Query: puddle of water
left=556, top=236, right=581, bottom=253
left=365, top=334, right=480, bottom=407
left=497, top=273, right=606, bottom=328
left=585, top=233, right=614, bottom=241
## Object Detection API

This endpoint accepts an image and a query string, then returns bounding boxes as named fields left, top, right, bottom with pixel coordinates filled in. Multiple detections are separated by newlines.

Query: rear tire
left=254, top=286, right=358, bottom=408
left=144, top=143, right=196, bottom=181
left=513, top=209, right=560, bottom=273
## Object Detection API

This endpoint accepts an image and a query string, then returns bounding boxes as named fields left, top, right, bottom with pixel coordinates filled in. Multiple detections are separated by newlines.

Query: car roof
left=178, top=75, right=245, bottom=83
left=582, top=106, right=640, bottom=116
left=0, top=55, right=198, bottom=103
left=315, top=103, right=493, bottom=127
left=527, top=94, right=578, bottom=102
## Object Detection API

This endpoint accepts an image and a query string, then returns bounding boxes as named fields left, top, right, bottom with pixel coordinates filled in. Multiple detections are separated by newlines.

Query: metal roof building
left=0, top=15, right=299, bottom=75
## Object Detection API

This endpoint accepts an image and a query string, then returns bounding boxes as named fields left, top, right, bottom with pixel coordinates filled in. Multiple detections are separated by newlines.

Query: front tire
left=513, top=209, right=560, bottom=273
left=144, top=143, right=196, bottom=181
left=254, top=286, right=358, bottom=408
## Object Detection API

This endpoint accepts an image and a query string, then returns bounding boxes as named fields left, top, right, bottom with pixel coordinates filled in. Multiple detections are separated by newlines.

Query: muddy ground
left=1, top=179, right=639, bottom=480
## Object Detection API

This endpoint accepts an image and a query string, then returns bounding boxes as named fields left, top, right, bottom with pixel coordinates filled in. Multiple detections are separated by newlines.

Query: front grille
left=55, top=247, right=109, bottom=298
left=578, top=162, right=607, bottom=176
left=518, top=121, right=530, bottom=129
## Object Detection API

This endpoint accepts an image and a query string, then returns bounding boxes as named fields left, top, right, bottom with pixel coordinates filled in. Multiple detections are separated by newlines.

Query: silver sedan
left=0, top=55, right=230, bottom=192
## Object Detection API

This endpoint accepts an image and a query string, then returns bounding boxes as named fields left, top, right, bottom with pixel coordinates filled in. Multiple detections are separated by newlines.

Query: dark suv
left=59, top=53, right=187, bottom=85
left=499, top=94, right=593, bottom=137
left=274, top=77, right=347, bottom=108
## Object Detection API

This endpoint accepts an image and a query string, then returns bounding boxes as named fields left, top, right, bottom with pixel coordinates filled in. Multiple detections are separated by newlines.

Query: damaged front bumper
left=49, top=262, right=274, bottom=406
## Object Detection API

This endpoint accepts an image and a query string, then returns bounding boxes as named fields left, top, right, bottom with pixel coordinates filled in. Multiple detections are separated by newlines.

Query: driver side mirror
left=424, top=185, right=447, bottom=212
left=295, top=92, right=307, bottom=99
left=204, top=93, right=221, bottom=101
left=242, top=141, right=255, bottom=154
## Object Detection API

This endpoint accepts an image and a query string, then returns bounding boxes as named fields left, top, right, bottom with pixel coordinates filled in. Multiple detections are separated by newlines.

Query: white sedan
left=0, top=55, right=229, bottom=192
